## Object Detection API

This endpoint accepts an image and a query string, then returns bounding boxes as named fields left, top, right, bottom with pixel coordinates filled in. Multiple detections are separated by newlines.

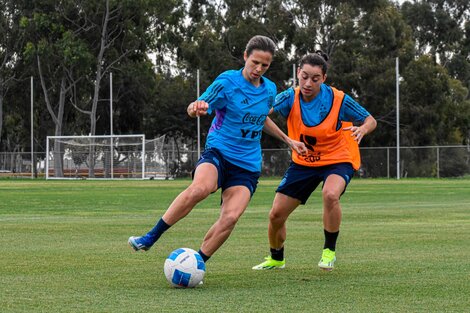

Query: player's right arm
left=187, top=76, right=228, bottom=118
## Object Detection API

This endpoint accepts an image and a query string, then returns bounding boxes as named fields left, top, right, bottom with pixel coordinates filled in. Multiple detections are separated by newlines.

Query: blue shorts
left=194, top=148, right=260, bottom=197
left=276, top=162, right=355, bottom=205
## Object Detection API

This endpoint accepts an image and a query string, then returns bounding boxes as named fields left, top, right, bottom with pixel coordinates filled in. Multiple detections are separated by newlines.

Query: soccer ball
left=164, top=248, right=206, bottom=288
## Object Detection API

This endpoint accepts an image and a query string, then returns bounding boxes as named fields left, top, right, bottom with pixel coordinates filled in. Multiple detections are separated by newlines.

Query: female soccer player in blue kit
left=253, top=51, right=377, bottom=271
left=129, top=35, right=307, bottom=264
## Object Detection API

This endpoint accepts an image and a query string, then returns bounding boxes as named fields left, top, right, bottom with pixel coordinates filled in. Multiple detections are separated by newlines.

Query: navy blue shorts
left=194, top=148, right=260, bottom=197
left=276, top=162, right=355, bottom=205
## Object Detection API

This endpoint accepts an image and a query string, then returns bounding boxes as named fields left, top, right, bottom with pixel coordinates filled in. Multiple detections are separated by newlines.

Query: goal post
left=46, top=134, right=148, bottom=179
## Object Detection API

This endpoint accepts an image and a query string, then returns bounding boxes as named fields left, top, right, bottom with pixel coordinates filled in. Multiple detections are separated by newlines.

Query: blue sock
left=198, top=249, right=210, bottom=263
left=145, top=218, right=171, bottom=245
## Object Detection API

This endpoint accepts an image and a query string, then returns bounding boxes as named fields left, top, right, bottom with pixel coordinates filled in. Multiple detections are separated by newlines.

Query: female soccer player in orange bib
left=253, top=51, right=377, bottom=271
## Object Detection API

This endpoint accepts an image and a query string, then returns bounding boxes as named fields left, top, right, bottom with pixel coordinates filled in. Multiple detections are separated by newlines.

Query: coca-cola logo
left=242, top=113, right=267, bottom=125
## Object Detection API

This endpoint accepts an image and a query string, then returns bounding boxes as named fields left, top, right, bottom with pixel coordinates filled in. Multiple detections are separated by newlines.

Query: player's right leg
left=252, top=193, right=300, bottom=270
left=198, top=185, right=252, bottom=260
left=129, top=162, right=218, bottom=252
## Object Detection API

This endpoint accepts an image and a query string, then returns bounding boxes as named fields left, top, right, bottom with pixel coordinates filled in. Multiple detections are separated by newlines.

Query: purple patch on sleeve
left=208, top=108, right=227, bottom=134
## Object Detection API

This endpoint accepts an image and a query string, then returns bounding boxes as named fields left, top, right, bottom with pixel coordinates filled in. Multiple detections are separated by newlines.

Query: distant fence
left=1, top=145, right=469, bottom=179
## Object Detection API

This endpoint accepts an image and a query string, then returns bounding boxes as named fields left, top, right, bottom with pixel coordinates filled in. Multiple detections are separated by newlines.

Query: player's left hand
left=343, top=125, right=365, bottom=144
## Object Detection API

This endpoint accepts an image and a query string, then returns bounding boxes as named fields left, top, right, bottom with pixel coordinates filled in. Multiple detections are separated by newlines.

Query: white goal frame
left=46, top=134, right=146, bottom=180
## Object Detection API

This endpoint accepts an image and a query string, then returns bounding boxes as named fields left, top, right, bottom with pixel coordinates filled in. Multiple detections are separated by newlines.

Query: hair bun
left=315, top=50, right=329, bottom=62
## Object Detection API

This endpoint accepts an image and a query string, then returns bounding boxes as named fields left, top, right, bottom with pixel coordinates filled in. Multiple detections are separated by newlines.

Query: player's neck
left=242, top=69, right=261, bottom=87
left=302, top=92, right=318, bottom=102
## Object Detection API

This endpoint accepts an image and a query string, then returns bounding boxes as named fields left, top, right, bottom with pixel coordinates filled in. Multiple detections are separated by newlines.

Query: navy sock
left=198, top=249, right=210, bottom=263
left=323, top=229, right=339, bottom=251
left=270, top=247, right=284, bottom=261
left=145, top=218, right=171, bottom=244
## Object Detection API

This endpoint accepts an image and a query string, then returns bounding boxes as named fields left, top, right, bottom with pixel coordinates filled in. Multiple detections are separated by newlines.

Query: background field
left=1, top=178, right=469, bottom=313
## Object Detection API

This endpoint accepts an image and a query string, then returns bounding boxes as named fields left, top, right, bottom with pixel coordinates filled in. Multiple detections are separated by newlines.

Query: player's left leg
left=318, top=174, right=345, bottom=270
left=198, top=186, right=251, bottom=261
left=322, top=173, right=345, bottom=234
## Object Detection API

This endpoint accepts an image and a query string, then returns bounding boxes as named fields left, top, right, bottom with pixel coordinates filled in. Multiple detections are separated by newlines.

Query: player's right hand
left=289, top=139, right=308, bottom=156
left=188, top=100, right=209, bottom=117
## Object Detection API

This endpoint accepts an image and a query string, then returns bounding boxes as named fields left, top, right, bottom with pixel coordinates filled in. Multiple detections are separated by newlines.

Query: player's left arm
left=344, top=115, right=377, bottom=144
left=341, top=95, right=377, bottom=144
left=263, top=116, right=308, bottom=155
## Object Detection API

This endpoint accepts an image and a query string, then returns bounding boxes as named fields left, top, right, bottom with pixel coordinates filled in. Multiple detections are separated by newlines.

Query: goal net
left=144, top=134, right=169, bottom=179
left=46, top=134, right=155, bottom=179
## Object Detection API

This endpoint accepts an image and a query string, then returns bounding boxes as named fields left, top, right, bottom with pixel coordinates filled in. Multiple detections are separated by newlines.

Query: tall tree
left=400, top=0, right=470, bottom=144
left=20, top=0, right=185, bottom=176
left=401, top=0, right=469, bottom=60
left=350, top=3, right=414, bottom=147
left=0, top=0, right=24, bottom=147
left=21, top=0, right=88, bottom=176
left=401, top=55, right=470, bottom=145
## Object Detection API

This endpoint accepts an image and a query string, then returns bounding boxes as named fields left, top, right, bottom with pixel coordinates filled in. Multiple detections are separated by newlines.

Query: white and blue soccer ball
left=164, top=248, right=206, bottom=288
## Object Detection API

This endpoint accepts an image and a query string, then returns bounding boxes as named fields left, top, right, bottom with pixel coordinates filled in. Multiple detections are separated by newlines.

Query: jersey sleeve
left=340, top=94, right=370, bottom=123
left=273, top=88, right=295, bottom=118
left=198, top=77, right=228, bottom=115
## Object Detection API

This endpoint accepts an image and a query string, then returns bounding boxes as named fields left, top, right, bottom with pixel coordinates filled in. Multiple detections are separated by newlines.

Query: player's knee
left=221, top=213, right=240, bottom=229
left=187, top=185, right=211, bottom=201
left=322, top=189, right=340, bottom=204
left=269, top=208, right=286, bottom=225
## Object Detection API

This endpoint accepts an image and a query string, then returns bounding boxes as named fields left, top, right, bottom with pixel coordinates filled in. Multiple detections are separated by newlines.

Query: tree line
left=1, top=0, right=469, bottom=160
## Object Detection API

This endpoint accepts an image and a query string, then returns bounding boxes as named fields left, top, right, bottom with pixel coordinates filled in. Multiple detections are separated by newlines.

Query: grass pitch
left=1, top=178, right=469, bottom=312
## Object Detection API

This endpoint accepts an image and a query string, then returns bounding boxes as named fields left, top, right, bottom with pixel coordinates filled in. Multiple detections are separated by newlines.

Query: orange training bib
left=287, top=87, right=361, bottom=170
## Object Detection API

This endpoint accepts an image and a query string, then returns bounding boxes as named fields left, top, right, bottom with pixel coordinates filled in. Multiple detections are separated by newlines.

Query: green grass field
left=1, top=178, right=469, bottom=312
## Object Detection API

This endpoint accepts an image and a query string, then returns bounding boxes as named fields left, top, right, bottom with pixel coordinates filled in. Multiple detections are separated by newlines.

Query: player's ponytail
left=315, top=50, right=329, bottom=62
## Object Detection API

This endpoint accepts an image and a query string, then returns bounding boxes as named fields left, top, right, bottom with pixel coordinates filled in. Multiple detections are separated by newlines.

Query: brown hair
left=245, top=35, right=276, bottom=56
left=299, top=50, right=329, bottom=74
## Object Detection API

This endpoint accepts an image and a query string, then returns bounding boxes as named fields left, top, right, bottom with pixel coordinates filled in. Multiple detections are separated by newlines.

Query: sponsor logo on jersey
left=300, top=134, right=317, bottom=151
left=242, top=113, right=267, bottom=125
left=300, top=134, right=321, bottom=163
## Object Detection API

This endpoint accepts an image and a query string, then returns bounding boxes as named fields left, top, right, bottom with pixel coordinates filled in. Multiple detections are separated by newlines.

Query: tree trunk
left=52, top=77, right=66, bottom=178
left=37, top=55, right=66, bottom=177
left=88, top=0, right=110, bottom=178
left=0, top=79, right=3, bottom=143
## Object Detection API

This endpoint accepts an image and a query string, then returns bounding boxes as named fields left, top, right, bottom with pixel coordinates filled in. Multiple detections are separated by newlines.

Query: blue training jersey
left=274, top=84, right=370, bottom=129
left=198, top=68, right=276, bottom=172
